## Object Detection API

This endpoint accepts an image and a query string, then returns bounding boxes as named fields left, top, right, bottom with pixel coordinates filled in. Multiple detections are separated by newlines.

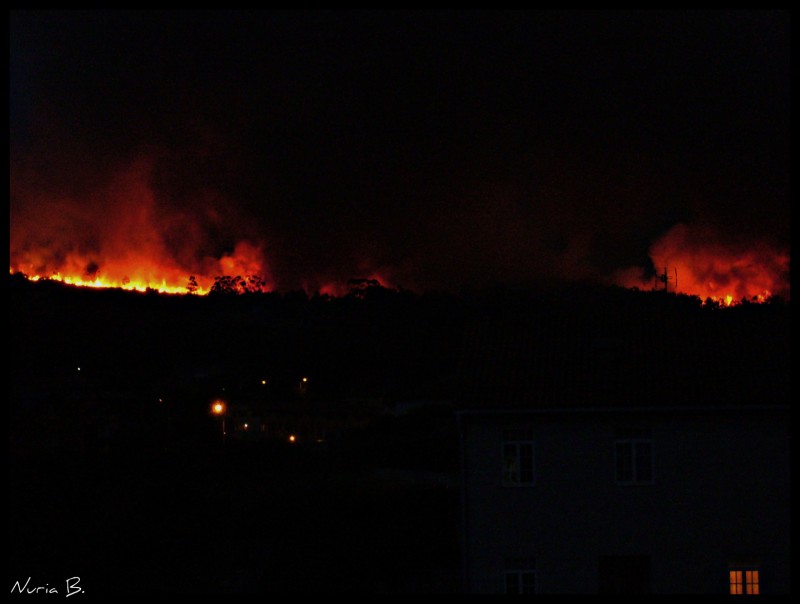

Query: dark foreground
left=9, top=437, right=461, bottom=595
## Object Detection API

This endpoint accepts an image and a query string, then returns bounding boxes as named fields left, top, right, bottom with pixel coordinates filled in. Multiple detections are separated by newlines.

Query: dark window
left=599, top=555, right=650, bottom=594
left=614, top=438, right=654, bottom=484
left=505, top=556, right=536, bottom=594
left=502, top=428, right=534, bottom=486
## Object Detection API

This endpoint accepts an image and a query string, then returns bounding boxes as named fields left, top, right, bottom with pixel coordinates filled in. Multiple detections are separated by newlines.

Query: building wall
left=459, top=408, right=790, bottom=594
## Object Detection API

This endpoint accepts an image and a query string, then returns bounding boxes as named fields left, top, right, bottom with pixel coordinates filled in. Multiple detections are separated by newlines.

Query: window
left=598, top=555, right=650, bottom=594
left=614, top=429, right=654, bottom=485
left=729, top=568, right=760, bottom=594
left=505, top=557, right=536, bottom=594
left=502, top=428, right=534, bottom=486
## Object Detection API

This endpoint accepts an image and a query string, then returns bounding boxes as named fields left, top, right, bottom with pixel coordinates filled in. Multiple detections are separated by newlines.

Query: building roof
left=455, top=292, right=790, bottom=410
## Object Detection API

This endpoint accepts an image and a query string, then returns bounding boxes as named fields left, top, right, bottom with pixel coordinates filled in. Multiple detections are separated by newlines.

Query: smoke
left=10, top=11, right=789, bottom=299
left=10, top=137, right=791, bottom=301
left=612, top=222, right=790, bottom=302
left=10, top=151, right=272, bottom=294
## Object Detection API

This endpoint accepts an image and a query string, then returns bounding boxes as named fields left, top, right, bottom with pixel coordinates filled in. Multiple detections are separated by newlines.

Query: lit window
left=505, top=557, right=536, bottom=594
left=729, top=568, right=759, bottom=595
left=614, top=430, right=654, bottom=485
left=502, top=428, right=534, bottom=486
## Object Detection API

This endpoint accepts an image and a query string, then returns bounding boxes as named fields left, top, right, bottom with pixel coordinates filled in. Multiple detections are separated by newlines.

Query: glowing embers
left=33, top=271, right=193, bottom=295
left=25, top=266, right=192, bottom=296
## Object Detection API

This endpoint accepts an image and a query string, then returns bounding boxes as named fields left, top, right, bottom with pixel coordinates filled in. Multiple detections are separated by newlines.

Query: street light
left=211, top=399, right=227, bottom=444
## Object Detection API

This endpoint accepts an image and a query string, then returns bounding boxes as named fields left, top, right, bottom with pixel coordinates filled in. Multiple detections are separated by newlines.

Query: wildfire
left=12, top=270, right=194, bottom=295
left=10, top=158, right=273, bottom=296
left=9, top=239, right=271, bottom=296
left=11, top=150, right=788, bottom=303
left=9, top=155, right=405, bottom=297
left=613, top=223, right=790, bottom=305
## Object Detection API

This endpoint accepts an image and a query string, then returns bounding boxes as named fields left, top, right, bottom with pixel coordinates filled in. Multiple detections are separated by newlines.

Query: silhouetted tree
left=209, top=275, right=268, bottom=295
left=347, top=277, right=393, bottom=301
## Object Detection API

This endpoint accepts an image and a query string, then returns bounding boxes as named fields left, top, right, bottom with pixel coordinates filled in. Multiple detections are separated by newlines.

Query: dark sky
left=9, top=10, right=791, bottom=295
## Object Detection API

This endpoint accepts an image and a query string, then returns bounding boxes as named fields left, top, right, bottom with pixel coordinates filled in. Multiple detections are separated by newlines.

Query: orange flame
left=613, top=224, right=790, bottom=304
left=10, top=158, right=272, bottom=295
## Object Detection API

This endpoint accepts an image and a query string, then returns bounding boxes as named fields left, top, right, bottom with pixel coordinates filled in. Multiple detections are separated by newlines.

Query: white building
left=454, top=295, right=790, bottom=594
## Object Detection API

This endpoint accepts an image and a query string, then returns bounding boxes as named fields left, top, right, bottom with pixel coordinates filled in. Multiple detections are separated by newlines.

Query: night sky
left=9, top=10, right=791, bottom=296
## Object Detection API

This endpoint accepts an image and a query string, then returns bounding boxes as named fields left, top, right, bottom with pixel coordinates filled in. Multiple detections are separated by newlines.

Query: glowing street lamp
left=211, top=400, right=227, bottom=444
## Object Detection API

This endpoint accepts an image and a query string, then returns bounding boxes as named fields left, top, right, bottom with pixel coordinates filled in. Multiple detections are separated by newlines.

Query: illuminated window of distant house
left=729, top=567, right=760, bottom=594
left=504, top=557, right=536, bottom=594
left=502, top=428, right=534, bottom=486
left=614, top=428, right=654, bottom=485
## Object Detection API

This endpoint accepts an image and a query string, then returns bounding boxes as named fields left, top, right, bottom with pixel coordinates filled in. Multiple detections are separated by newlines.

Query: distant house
left=455, top=296, right=790, bottom=594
